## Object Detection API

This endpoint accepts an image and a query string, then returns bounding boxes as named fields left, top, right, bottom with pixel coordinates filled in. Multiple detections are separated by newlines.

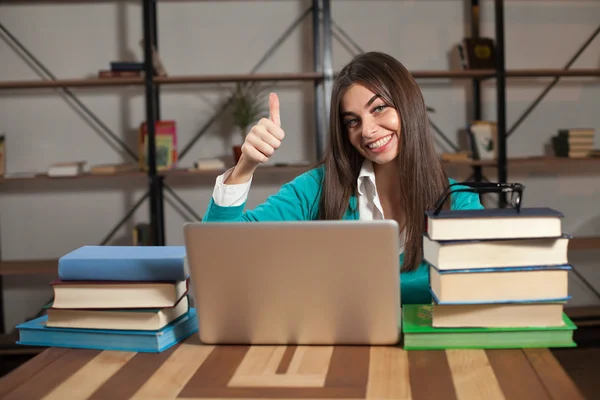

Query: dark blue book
left=110, top=61, right=144, bottom=71
left=16, top=308, right=198, bottom=353
left=58, top=245, right=188, bottom=282
left=425, top=207, right=564, bottom=241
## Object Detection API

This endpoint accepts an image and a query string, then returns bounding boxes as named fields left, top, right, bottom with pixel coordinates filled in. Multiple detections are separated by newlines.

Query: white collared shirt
left=211, top=159, right=405, bottom=252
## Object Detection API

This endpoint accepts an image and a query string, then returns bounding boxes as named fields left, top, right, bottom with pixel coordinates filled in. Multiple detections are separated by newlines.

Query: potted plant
left=229, top=81, right=268, bottom=163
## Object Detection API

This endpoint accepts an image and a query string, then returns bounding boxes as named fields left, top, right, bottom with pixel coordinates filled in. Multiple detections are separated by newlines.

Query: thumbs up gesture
left=240, top=92, right=285, bottom=165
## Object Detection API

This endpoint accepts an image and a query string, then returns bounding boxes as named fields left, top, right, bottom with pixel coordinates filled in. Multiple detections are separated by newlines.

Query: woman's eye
left=373, top=105, right=386, bottom=113
left=344, top=118, right=358, bottom=127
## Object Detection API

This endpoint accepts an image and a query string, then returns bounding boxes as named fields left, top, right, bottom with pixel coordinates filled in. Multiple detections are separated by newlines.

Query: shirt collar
left=357, top=159, right=376, bottom=196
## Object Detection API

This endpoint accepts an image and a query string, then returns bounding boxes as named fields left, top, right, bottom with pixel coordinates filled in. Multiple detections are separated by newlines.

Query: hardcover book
left=424, top=207, right=564, bottom=241
left=402, top=304, right=576, bottom=350
left=58, top=245, right=188, bottom=282
left=16, top=308, right=198, bottom=353
left=138, top=120, right=178, bottom=171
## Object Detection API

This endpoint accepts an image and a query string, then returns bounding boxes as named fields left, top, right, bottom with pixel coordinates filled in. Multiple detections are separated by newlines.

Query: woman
left=203, top=51, right=483, bottom=304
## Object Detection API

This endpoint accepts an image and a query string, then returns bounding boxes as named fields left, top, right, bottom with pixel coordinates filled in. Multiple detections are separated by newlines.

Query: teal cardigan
left=203, top=165, right=484, bottom=304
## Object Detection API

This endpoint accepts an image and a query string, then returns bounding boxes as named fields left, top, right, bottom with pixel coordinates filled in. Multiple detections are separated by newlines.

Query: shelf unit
left=1, top=0, right=600, bottom=341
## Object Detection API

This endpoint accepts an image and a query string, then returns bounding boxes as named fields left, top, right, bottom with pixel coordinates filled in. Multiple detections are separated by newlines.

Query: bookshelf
left=1, top=0, right=599, bottom=344
left=0, top=0, right=597, bottom=244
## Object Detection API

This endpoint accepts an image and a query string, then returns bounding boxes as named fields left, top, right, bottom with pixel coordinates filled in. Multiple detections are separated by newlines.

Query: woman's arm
left=447, top=178, right=485, bottom=211
left=203, top=166, right=323, bottom=222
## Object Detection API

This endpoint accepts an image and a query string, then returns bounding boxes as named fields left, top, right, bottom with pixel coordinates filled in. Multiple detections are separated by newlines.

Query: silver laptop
left=183, top=220, right=401, bottom=345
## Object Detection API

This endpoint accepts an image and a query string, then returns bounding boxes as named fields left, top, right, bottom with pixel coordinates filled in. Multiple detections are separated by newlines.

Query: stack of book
left=16, top=245, right=198, bottom=353
left=403, top=207, right=577, bottom=350
left=552, top=128, right=595, bottom=158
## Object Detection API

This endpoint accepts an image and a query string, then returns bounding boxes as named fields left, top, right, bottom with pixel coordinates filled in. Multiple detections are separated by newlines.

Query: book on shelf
left=98, top=70, right=142, bottom=79
left=138, top=120, right=178, bottom=171
left=190, top=158, right=226, bottom=171
left=89, top=162, right=139, bottom=175
left=110, top=61, right=144, bottom=72
left=552, top=128, right=595, bottom=158
left=47, top=161, right=86, bottom=177
left=461, top=37, right=496, bottom=69
left=452, top=37, right=496, bottom=71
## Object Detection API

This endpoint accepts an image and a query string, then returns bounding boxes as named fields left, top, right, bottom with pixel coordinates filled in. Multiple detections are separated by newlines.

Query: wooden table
left=0, top=334, right=586, bottom=399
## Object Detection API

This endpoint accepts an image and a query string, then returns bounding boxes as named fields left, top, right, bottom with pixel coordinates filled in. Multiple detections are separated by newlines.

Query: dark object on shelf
left=462, top=37, right=496, bottom=69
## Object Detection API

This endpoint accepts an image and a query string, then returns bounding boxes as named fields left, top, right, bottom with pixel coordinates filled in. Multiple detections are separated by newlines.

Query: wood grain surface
left=0, top=334, right=585, bottom=400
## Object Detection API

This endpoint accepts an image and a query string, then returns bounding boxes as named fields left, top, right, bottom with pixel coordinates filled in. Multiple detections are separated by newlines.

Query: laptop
left=183, top=220, right=401, bottom=345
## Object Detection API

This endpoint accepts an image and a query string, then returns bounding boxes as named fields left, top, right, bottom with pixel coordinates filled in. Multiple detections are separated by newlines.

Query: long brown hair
left=318, top=51, right=449, bottom=272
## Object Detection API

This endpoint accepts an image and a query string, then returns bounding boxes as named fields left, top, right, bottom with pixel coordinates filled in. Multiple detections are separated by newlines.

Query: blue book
left=16, top=308, right=198, bottom=353
left=58, top=245, right=188, bottom=282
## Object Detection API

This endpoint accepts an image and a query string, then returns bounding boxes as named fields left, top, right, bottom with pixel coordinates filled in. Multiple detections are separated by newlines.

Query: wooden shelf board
left=2, top=157, right=599, bottom=184
left=163, top=164, right=314, bottom=178
left=411, top=70, right=496, bottom=79
left=444, top=156, right=600, bottom=168
left=0, top=165, right=314, bottom=183
left=2, top=68, right=597, bottom=90
left=0, top=170, right=147, bottom=183
left=0, top=73, right=324, bottom=90
left=155, top=72, right=324, bottom=84
left=569, top=236, right=600, bottom=251
left=506, top=69, right=600, bottom=78
left=0, top=77, right=144, bottom=90
left=0, top=260, right=57, bottom=275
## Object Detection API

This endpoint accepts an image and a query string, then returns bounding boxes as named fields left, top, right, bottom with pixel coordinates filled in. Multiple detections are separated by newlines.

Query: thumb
left=269, top=92, right=281, bottom=127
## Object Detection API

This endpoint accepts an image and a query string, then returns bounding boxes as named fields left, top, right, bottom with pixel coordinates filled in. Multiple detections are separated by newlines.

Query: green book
left=402, top=304, right=577, bottom=350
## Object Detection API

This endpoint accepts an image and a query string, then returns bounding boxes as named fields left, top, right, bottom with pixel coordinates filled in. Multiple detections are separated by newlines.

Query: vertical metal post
left=313, top=0, right=324, bottom=161
left=321, top=0, right=333, bottom=160
left=0, top=276, right=3, bottom=334
left=470, top=0, right=483, bottom=183
left=151, top=0, right=161, bottom=121
left=0, top=228, right=4, bottom=333
left=143, top=0, right=165, bottom=245
left=494, top=0, right=507, bottom=207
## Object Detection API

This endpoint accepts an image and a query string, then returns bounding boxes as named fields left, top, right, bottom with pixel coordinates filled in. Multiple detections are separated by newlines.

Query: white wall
left=0, top=0, right=599, bottom=332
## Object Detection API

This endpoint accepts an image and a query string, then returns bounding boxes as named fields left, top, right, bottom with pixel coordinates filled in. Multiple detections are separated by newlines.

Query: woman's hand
left=227, top=93, right=285, bottom=184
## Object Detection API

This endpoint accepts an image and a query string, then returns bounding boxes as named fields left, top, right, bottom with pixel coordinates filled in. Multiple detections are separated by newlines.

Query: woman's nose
left=362, top=117, right=378, bottom=138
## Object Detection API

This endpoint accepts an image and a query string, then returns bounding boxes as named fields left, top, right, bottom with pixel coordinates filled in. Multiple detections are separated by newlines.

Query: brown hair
left=318, top=51, right=449, bottom=272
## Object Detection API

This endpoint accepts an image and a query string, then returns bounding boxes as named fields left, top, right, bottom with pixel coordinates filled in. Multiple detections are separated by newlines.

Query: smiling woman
left=320, top=51, right=454, bottom=275
left=201, top=51, right=484, bottom=305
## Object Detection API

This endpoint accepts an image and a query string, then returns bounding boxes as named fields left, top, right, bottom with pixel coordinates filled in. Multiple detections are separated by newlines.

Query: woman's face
left=340, top=84, right=401, bottom=165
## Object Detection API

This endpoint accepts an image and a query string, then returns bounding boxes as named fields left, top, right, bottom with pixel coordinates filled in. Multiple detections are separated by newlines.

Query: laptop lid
left=183, top=220, right=401, bottom=345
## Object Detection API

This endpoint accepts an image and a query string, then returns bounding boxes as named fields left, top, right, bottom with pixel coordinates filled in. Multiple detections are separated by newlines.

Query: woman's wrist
left=225, top=154, right=258, bottom=184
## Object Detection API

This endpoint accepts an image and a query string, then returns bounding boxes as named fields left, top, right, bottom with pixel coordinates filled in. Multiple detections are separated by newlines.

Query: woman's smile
left=366, top=134, right=395, bottom=153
